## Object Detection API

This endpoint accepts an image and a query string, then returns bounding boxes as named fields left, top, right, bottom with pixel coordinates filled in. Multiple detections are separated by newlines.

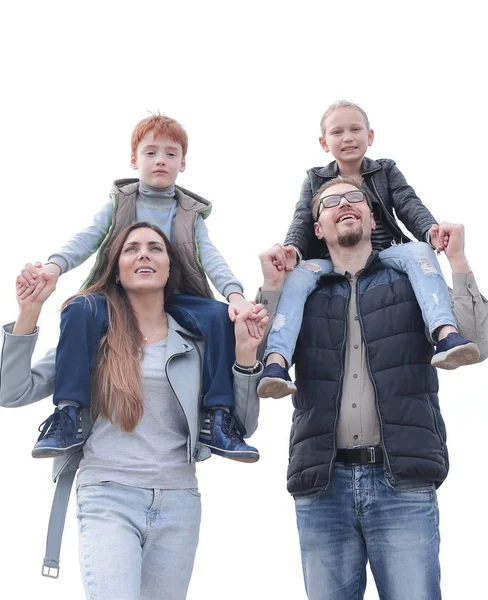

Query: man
left=257, top=177, right=488, bottom=599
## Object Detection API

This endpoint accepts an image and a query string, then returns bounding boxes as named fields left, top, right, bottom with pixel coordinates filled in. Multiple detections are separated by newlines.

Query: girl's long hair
left=62, top=222, right=181, bottom=431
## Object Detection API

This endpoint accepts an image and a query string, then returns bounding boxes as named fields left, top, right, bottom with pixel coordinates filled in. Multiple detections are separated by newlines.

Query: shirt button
left=353, top=374, right=358, bottom=378
left=263, top=299, right=268, bottom=305
left=352, top=403, right=357, bottom=408
left=354, top=345, right=359, bottom=349
left=468, top=284, right=472, bottom=289
left=354, top=435, right=359, bottom=440
left=354, top=316, right=359, bottom=321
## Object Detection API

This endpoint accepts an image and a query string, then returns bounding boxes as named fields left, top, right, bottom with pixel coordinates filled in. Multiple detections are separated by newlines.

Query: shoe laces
left=221, top=411, right=243, bottom=442
left=37, top=408, right=76, bottom=443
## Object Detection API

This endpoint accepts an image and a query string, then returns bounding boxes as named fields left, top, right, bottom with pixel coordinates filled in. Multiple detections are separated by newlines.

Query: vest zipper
left=355, top=273, right=395, bottom=483
left=327, top=277, right=351, bottom=491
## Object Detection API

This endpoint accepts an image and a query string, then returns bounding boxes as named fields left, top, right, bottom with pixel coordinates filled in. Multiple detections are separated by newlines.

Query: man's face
left=314, top=183, right=375, bottom=248
left=319, top=107, right=374, bottom=165
left=131, top=131, right=186, bottom=188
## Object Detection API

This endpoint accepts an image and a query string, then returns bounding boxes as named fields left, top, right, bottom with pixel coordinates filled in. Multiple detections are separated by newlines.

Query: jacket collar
left=310, top=156, right=383, bottom=179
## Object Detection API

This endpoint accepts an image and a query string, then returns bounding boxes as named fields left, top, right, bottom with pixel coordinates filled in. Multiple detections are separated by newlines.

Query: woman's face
left=117, top=227, right=170, bottom=294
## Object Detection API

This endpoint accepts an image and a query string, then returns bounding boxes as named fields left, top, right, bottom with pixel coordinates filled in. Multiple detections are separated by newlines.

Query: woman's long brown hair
left=62, top=222, right=181, bottom=431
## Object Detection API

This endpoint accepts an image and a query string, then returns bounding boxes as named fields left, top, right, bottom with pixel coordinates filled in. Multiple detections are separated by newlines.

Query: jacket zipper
left=165, top=350, right=194, bottom=464
left=370, top=177, right=411, bottom=244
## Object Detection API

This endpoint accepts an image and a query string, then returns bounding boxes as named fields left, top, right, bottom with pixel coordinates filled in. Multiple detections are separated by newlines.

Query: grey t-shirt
left=77, top=339, right=198, bottom=489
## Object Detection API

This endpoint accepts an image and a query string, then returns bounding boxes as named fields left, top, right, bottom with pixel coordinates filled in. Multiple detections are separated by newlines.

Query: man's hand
left=17, top=262, right=61, bottom=300
left=259, top=244, right=295, bottom=291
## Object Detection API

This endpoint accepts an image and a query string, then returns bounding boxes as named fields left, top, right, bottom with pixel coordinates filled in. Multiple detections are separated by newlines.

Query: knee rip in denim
left=271, top=313, right=286, bottom=332
left=418, top=258, right=439, bottom=276
left=301, top=261, right=323, bottom=273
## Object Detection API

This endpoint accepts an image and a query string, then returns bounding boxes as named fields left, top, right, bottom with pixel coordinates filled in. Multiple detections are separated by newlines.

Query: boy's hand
left=17, top=262, right=61, bottom=300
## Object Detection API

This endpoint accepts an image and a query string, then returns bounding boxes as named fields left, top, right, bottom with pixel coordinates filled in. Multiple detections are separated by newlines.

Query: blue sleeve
left=53, top=295, right=109, bottom=407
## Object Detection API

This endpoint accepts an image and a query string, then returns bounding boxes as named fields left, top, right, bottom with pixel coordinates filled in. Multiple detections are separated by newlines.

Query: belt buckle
left=367, top=447, right=376, bottom=464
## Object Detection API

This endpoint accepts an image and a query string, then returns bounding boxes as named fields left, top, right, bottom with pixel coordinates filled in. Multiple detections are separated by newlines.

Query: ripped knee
left=271, top=313, right=286, bottom=332
left=418, top=258, right=439, bottom=276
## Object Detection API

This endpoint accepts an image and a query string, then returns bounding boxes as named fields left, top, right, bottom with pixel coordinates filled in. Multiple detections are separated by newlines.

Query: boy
left=20, top=114, right=261, bottom=462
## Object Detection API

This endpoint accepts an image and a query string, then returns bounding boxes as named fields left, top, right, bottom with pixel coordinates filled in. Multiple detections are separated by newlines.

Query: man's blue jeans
left=53, top=293, right=235, bottom=410
left=77, top=483, right=201, bottom=599
left=294, top=462, right=441, bottom=600
left=265, top=242, right=456, bottom=366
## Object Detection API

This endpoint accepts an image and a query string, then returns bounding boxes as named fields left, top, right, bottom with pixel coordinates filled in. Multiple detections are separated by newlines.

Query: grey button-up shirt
left=335, top=270, right=381, bottom=448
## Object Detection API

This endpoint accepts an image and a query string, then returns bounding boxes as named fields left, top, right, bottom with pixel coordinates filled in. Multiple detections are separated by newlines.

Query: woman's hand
left=234, top=304, right=268, bottom=367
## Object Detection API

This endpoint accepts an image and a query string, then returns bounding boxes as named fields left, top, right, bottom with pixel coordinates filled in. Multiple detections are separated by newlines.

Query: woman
left=0, top=222, right=267, bottom=599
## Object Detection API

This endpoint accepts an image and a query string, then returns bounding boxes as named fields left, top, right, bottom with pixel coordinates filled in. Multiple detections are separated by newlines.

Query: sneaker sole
left=31, top=441, right=85, bottom=459
left=431, top=342, right=480, bottom=370
left=257, top=376, right=297, bottom=399
left=203, top=444, right=260, bottom=463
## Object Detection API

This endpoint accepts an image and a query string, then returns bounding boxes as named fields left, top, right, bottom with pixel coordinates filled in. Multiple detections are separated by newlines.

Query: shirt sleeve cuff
left=46, top=255, right=68, bottom=274
left=224, top=284, right=244, bottom=299
left=452, top=272, right=480, bottom=297
left=3, top=323, right=39, bottom=338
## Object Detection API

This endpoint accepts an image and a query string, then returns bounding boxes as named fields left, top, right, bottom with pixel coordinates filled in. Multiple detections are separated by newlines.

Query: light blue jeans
left=266, top=242, right=456, bottom=366
left=295, top=462, right=441, bottom=599
left=77, top=482, right=201, bottom=600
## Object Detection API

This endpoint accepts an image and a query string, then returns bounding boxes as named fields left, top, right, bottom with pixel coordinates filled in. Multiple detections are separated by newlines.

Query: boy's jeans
left=53, top=293, right=235, bottom=409
left=265, top=242, right=456, bottom=366
left=294, top=462, right=441, bottom=600
left=77, top=483, right=201, bottom=600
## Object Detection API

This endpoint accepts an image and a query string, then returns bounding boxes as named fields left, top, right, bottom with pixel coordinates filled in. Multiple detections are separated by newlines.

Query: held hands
left=430, top=222, right=466, bottom=259
left=17, top=262, right=61, bottom=301
left=228, top=293, right=264, bottom=339
left=234, top=304, right=269, bottom=365
left=259, top=244, right=296, bottom=291
left=16, top=262, right=58, bottom=309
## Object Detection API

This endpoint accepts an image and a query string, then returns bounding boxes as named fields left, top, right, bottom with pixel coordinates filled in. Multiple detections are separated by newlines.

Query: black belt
left=335, top=446, right=383, bottom=465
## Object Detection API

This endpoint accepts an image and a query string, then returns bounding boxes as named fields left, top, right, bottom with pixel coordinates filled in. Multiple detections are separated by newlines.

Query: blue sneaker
left=431, top=333, right=480, bottom=370
left=32, top=406, right=86, bottom=458
left=199, top=409, right=259, bottom=463
left=257, top=363, right=297, bottom=398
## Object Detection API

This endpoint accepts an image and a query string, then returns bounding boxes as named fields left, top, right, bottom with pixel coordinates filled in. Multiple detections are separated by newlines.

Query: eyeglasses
left=316, top=190, right=365, bottom=219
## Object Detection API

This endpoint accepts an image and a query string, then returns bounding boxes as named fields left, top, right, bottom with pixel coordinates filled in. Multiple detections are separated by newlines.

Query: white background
left=0, top=1, right=487, bottom=598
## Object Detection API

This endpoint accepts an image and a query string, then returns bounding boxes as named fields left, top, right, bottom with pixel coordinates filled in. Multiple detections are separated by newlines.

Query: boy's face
left=319, top=107, right=374, bottom=165
left=131, top=131, right=186, bottom=188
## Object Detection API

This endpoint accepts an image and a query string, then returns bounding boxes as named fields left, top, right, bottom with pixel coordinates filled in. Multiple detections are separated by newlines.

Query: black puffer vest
left=288, top=254, right=449, bottom=496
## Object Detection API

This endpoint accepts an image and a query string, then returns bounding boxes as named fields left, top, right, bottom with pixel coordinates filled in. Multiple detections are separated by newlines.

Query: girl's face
left=117, top=228, right=170, bottom=294
left=319, top=107, right=374, bottom=165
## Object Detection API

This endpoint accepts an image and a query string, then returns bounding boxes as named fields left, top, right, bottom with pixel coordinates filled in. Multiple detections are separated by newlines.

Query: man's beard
left=337, top=226, right=363, bottom=248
